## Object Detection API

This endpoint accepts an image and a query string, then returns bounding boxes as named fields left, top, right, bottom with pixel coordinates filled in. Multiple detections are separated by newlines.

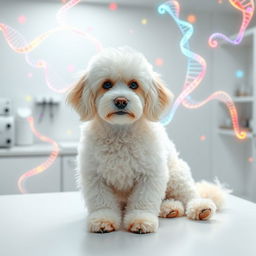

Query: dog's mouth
left=115, top=111, right=128, bottom=115
left=106, top=111, right=135, bottom=118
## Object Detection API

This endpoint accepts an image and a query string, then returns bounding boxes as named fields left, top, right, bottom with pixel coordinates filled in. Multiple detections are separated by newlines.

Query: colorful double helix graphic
left=159, top=0, right=247, bottom=140
left=209, top=0, right=255, bottom=47
left=0, top=0, right=102, bottom=93
left=2, top=0, right=253, bottom=193
left=17, top=117, right=60, bottom=194
left=0, top=0, right=102, bottom=192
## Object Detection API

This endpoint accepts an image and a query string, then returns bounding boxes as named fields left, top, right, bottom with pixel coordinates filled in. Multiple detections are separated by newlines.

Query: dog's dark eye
left=129, top=81, right=139, bottom=90
left=102, top=81, right=113, bottom=89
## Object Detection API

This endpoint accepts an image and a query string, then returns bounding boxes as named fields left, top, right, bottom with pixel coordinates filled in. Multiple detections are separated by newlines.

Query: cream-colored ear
left=66, top=73, right=96, bottom=121
left=144, top=76, right=174, bottom=121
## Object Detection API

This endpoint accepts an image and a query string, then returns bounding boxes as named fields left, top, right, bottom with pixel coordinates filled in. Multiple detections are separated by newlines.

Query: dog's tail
left=196, top=178, right=232, bottom=211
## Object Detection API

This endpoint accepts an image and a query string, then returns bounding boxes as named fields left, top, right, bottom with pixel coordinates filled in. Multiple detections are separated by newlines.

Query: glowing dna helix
left=0, top=0, right=103, bottom=93
left=209, top=0, right=255, bottom=47
left=159, top=1, right=246, bottom=140
left=0, top=23, right=65, bottom=53
left=17, top=117, right=60, bottom=194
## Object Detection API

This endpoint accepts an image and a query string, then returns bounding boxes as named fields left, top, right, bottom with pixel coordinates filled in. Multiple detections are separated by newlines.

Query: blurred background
left=0, top=0, right=255, bottom=202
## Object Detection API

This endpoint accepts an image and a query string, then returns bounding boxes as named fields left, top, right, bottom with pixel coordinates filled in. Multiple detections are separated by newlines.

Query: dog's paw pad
left=88, top=209, right=121, bottom=233
left=128, top=220, right=156, bottom=234
left=124, top=211, right=158, bottom=234
left=199, top=208, right=211, bottom=220
left=89, top=219, right=116, bottom=233
left=186, top=198, right=216, bottom=221
left=159, top=199, right=184, bottom=218
left=166, top=210, right=179, bottom=218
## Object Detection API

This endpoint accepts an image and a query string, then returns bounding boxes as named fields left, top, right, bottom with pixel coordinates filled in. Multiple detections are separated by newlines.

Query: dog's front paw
left=87, top=209, right=121, bottom=233
left=159, top=199, right=184, bottom=218
left=124, top=210, right=158, bottom=234
left=186, top=198, right=216, bottom=221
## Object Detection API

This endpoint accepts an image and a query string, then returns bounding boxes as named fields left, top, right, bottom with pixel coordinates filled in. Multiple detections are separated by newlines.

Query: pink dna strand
left=17, top=117, right=60, bottom=194
left=0, top=23, right=64, bottom=53
left=159, top=0, right=247, bottom=140
left=0, top=0, right=103, bottom=93
left=209, top=0, right=255, bottom=47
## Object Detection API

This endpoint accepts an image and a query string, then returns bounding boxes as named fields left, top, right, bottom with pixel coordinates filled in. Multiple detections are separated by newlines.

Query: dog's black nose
left=114, top=97, right=128, bottom=109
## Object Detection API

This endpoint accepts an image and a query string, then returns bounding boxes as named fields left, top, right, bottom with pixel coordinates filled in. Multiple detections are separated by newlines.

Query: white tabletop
left=0, top=192, right=256, bottom=256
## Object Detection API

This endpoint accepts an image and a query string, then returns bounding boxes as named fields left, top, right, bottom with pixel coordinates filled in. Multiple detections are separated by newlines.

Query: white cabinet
left=62, top=156, right=78, bottom=192
left=0, top=142, right=78, bottom=195
left=0, top=156, right=61, bottom=194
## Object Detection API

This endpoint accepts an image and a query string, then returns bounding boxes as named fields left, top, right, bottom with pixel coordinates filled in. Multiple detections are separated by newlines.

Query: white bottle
left=15, top=108, right=34, bottom=146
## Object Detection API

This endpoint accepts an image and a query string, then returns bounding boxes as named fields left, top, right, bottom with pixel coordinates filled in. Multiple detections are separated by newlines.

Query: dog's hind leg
left=166, top=157, right=216, bottom=221
left=159, top=199, right=185, bottom=218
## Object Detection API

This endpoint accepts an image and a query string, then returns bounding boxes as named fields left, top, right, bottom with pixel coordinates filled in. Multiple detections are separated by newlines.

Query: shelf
left=218, top=128, right=253, bottom=139
left=218, top=96, right=254, bottom=103
left=232, top=96, right=254, bottom=103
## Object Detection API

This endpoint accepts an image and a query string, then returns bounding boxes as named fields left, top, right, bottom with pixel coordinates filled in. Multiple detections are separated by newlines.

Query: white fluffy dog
left=67, top=47, right=227, bottom=234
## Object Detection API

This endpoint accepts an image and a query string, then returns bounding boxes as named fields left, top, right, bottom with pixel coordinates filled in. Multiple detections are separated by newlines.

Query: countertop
left=0, top=141, right=78, bottom=156
left=0, top=192, right=256, bottom=256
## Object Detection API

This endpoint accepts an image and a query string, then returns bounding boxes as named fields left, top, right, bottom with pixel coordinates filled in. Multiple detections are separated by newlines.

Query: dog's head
left=67, top=47, right=173, bottom=125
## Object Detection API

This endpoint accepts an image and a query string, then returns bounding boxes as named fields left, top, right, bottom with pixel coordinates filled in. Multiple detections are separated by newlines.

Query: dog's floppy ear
left=144, top=75, right=174, bottom=121
left=66, top=73, right=96, bottom=121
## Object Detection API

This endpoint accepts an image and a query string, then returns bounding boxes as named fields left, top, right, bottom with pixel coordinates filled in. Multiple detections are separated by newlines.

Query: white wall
left=1, top=0, right=250, bottom=197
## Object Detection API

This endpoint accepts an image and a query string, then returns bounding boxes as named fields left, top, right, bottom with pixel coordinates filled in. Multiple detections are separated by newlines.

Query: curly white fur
left=67, top=47, right=229, bottom=234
